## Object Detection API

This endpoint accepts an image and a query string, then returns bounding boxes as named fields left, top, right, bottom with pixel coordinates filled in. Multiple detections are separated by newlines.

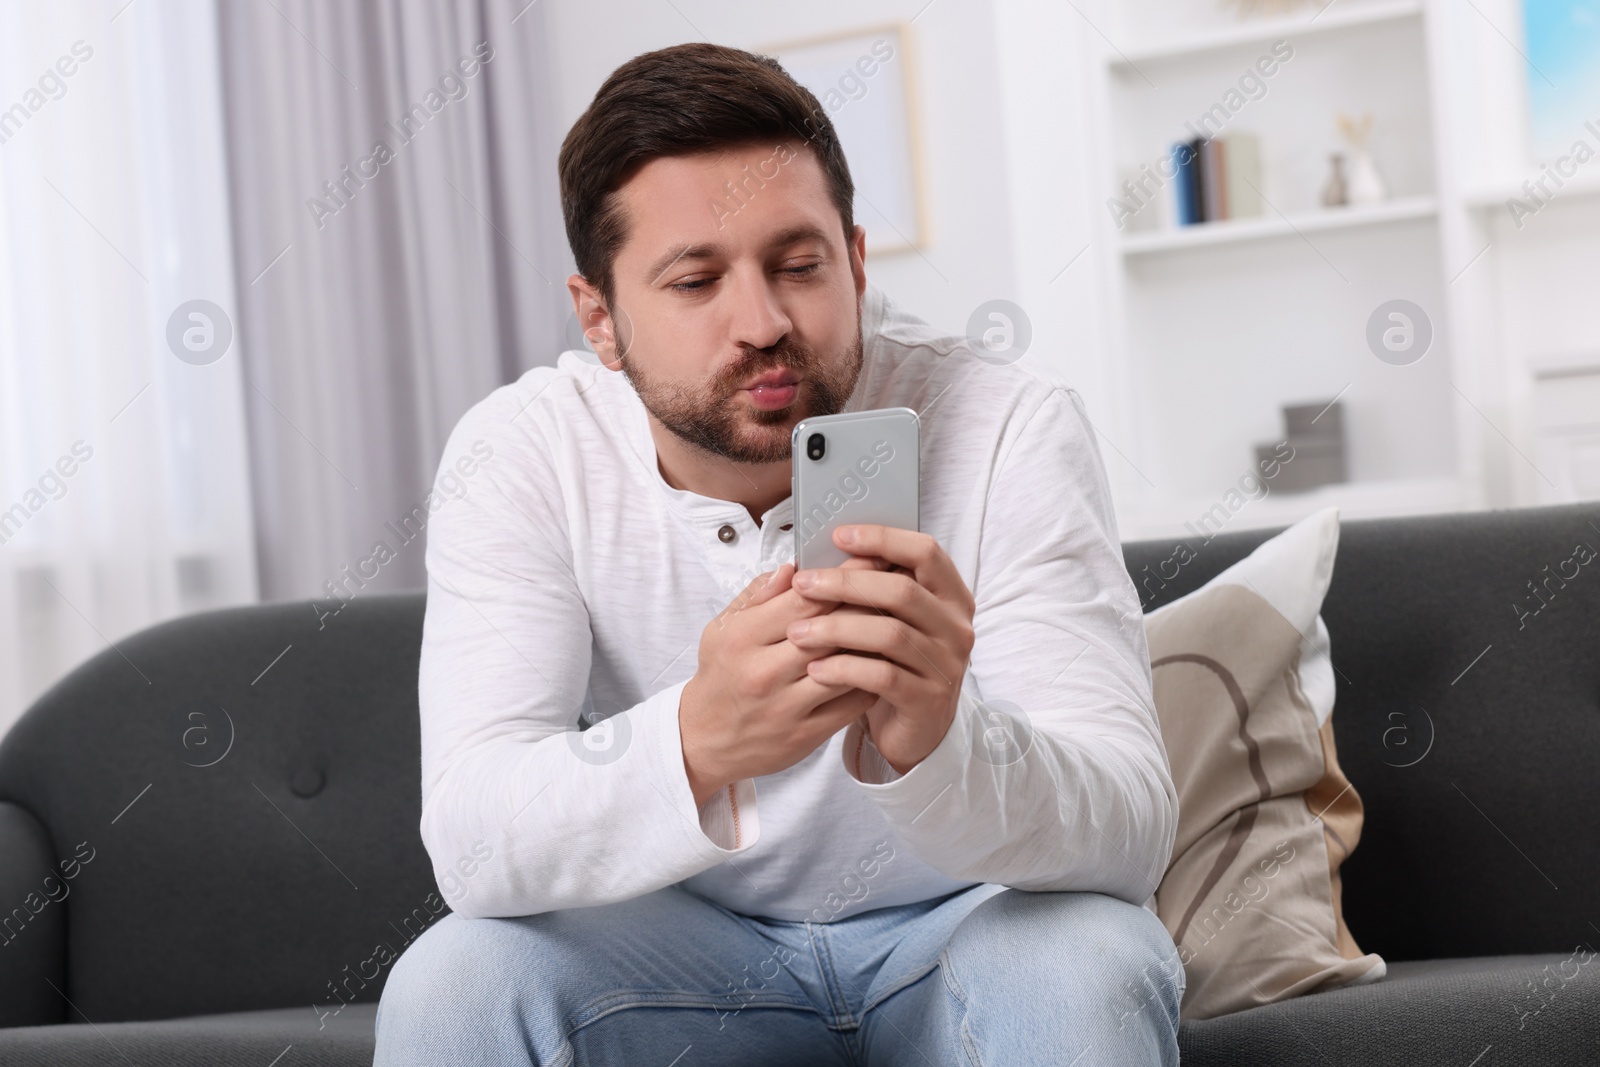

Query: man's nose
left=725, top=269, right=792, bottom=351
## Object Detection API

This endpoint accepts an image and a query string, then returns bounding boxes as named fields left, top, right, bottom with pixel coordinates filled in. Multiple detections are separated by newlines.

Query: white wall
left=1489, top=194, right=1600, bottom=505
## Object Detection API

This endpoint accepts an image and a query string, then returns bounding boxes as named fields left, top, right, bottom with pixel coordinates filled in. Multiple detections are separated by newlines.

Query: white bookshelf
left=1120, top=195, right=1438, bottom=256
left=1061, top=0, right=1562, bottom=536
left=1108, top=0, right=1425, bottom=69
left=988, top=0, right=1596, bottom=529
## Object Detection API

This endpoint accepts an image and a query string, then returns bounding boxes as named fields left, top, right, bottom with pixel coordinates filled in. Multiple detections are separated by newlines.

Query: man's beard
left=618, top=314, right=864, bottom=464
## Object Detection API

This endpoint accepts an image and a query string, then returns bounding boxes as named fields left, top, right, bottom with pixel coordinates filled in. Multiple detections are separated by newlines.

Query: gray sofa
left=1, top=502, right=1597, bottom=1065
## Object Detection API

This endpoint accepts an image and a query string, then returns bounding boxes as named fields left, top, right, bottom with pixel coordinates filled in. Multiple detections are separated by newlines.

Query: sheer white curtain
left=0, top=1, right=256, bottom=735
left=0, top=0, right=569, bottom=734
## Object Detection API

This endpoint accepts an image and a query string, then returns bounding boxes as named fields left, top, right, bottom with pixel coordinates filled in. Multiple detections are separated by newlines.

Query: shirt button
left=717, top=524, right=737, bottom=544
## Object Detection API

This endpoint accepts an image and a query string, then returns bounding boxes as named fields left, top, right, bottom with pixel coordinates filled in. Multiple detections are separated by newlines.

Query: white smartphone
left=792, top=407, right=920, bottom=570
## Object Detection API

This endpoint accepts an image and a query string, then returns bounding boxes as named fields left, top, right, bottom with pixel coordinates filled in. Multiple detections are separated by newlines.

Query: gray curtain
left=216, top=0, right=570, bottom=601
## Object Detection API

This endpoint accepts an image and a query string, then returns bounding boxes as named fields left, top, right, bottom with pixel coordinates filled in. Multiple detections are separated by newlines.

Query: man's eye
left=669, top=264, right=816, bottom=292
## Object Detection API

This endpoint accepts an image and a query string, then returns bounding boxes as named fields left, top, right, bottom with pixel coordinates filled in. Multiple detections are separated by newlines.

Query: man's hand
left=679, top=558, right=882, bottom=808
left=787, top=525, right=976, bottom=776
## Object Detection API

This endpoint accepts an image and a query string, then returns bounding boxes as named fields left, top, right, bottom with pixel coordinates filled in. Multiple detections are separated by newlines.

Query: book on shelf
left=1187, top=137, right=1204, bottom=224
left=1171, top=140, right=1199, bottom=225
left=1202, top=138, right=1228, bottom=222
left=1223, top=133, right=1263, bottom=220
left=1170, top=132, right=1264, bottom=227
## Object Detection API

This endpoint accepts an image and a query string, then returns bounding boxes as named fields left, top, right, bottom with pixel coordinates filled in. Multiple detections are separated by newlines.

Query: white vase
left=1347, top=149, right=1387, bottom=205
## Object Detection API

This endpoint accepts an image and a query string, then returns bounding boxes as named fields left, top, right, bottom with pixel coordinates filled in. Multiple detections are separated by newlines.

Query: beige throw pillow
left=1145, top=506, right=1385, bottom=1021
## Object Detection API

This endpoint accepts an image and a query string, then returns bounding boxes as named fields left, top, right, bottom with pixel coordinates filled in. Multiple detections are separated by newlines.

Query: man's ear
left=566, top=274, right=624, bottom=372
left=848, top=224, right=868, bottom=302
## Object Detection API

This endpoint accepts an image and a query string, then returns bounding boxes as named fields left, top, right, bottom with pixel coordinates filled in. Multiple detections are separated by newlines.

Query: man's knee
left=379, top=912, right=540, bottom=1024
left=949, top=890, right=1184, bottom=1028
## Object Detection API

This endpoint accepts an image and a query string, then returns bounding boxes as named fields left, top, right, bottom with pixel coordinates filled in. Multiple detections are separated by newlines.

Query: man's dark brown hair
left=559, top=42, right=855, bottom=309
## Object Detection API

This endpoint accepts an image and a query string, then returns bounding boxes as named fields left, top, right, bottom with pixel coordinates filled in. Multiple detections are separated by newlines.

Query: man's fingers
left=798, top=684, right=877, bottom=745
left=838, top=554, right=892, bottom=571
left=792, top=567, right=947, bottom=635
left=717, top=563, right=793, bottom=626
left=829, top=526, right=966, bottom=602
left=719, top=553, right=897, bottom=646
left=737, top=552, right=882, bottom=634
left=806, top=653, right=915, bottom=706
left=769, top=602, right=883, bottom=668
left=787, top=612, right=949, bottom=679
left=754, top=563, right=795, bottom=602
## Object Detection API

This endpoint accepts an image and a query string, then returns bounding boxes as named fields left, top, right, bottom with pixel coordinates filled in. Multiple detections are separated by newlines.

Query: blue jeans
left=373, top=882, right=1184, bottom=1065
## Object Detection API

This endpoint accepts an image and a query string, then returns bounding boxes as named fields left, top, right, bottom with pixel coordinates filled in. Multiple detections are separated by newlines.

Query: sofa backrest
left=1, top=502, right=1596, bottom=1025
left=1124, top=502, right=1600, bottom=964
left=0, top=594, right=437, bottom=1026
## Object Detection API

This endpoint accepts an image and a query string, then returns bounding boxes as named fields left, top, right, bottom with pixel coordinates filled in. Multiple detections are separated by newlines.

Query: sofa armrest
left=0, top=801, right=67, bottom=1027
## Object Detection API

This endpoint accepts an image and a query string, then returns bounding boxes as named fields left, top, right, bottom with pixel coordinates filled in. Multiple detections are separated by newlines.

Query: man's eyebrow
left=644, top=224, right=835, bottom=287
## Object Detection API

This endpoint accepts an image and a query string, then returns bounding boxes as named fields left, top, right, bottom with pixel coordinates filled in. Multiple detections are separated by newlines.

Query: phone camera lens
left=806, top=433, right=826, bottom=461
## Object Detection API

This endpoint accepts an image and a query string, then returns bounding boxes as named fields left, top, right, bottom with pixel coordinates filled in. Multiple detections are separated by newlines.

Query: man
left=375, top=41, right=1184, bottom=1066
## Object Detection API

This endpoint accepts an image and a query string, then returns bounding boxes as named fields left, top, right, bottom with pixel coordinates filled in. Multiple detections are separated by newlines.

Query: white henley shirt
left=417, top=283, right=1177, bottom=922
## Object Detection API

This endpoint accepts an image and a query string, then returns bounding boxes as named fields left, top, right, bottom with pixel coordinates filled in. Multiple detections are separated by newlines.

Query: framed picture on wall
left=763, top=23, right=928, bottom=256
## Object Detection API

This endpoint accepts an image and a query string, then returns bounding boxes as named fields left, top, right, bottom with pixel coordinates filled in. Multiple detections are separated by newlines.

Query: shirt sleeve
left=840, top=385, right=1176, bottom=906
left=417, top=386, right=756, bottom=920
